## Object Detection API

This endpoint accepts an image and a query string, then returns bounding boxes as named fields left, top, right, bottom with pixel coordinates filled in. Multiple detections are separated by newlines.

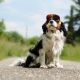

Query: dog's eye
left=56, top=20, right=59, bottom=23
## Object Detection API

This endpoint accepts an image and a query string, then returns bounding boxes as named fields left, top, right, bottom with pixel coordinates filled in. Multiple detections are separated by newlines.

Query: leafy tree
left=0, top=1, right=5, bottom=37
left=72, top=0, right=80, bottom=26
left=72, top=0, right=80, bottom=41
left=27, top=36, right=40, bottom=45
left=0, top=20, right=5, bottom=36
left=64, top=5, right=75, bottom=39
left=6, top=31, right=24, bottom=43
left=64, top=0, right=80, bottom=39
left=0, top=0, right=3, bottom=3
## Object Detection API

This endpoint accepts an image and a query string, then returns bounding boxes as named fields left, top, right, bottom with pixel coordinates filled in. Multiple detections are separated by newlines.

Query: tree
left=64, top=0, right=80, bottom=38
left=72, top=0, right=80, bottom=41
left=0, top=19, right=5, bottom=36
left=64, top=5, right=75, bottom=39
left=27, top=36, right=40, bottom=45
left=0, top=1, right=5, bottom=37
left=72, top=0, right=80, bottom=26
left=6, top=31, right=24, bottom=43
left=0, top=0, right=4, bottom=3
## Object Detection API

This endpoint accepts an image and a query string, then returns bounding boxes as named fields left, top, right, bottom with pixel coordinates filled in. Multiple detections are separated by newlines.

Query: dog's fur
left=9, top=20, right=67, bottom=68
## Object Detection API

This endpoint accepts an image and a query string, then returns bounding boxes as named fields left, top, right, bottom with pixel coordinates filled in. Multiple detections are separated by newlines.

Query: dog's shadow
left=21, top=63, right=40, bottom=68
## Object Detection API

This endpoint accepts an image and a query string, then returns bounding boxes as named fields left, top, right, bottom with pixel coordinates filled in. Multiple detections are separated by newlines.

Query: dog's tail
left=8, top=58, right=25, bottom=67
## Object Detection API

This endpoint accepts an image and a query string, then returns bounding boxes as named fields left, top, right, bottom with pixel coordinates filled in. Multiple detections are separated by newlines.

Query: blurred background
left=0, top=0, right=80, bottom=62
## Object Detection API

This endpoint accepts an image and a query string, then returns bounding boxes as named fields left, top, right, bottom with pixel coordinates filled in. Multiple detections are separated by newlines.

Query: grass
left=0, top=40, right=28, bottom=60
left=0, top=39, right=80, bottom=62
left=60, top=42, right=80, bottom=62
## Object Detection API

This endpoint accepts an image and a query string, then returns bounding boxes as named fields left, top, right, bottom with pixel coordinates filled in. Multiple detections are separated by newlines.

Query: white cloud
left=29, top=14, right=45, bottom=23
left=18, top=14, right=46, bottom=38
left=4, top=0, right=12, bottom=4
left=4, top=6, right=18, bottom=15
left=28, top=23, right=43, bottom=38
left=4, top=21, right=43, bottom=38
left=27, top=14, right=46, bottom=38
left=4, top=21, right=27, bottom=37
left=52, top=0, right=74, bottom=10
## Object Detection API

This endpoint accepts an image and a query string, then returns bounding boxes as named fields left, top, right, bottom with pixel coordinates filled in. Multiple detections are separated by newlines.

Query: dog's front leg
left=47, top=54, right=56, bottom=68
left=55, top=53, right=63, bottom=68
left=39, top=49, right=47, bottom=68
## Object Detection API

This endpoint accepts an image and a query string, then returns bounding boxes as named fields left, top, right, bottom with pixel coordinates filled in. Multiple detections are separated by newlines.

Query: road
left=0, top=57, right=80, bottom=80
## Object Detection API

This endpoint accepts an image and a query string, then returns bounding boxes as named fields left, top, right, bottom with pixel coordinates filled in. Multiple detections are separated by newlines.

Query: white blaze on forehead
left=47, top=20, right=57, bottom=28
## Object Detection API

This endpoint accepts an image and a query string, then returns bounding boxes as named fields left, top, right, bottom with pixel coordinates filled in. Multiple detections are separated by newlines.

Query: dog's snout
left=50, top=21, right=53, bottom=24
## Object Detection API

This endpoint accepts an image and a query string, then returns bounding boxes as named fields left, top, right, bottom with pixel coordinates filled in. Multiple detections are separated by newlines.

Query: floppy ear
left=59, top=22, right=67, bottom=37
left=42, top=22, right=48, bottom=34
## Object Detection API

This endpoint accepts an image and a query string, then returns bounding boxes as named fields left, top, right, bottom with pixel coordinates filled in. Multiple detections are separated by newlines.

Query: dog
left=38, top=19, right=67, bottom=68
left=9, top=19, right=67, bottom=68
left=24, top=14, right=67, bottom=68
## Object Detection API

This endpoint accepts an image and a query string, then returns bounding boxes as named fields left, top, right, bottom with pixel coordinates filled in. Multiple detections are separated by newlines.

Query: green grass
left=0, top=40, right=80, bottom=62
left=0, top=40, right=28, bottom=60
left=60, top=42, right=80, bottom=62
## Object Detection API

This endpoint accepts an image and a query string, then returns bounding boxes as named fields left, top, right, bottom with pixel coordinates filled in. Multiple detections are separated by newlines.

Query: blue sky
left=0, top=0, right=74, bottom=38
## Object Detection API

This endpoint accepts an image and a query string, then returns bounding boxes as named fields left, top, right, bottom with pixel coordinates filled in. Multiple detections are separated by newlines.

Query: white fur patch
left=9, top=58, right=25, bottom=67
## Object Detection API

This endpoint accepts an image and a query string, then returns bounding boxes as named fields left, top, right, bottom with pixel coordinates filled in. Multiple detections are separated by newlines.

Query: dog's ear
left=59, top=22, right=67, bottom=37
left=42, top=22, right=48, bottom=34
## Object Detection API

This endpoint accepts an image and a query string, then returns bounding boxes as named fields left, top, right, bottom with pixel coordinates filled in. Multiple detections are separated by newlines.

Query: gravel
left=0, top=57, right=80, bottom=80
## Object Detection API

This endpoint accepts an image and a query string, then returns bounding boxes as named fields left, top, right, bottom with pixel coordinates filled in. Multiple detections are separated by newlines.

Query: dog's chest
left=43, top=38, right=53, bottom=51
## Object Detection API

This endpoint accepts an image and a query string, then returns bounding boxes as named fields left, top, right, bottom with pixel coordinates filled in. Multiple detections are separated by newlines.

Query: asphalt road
left=0, top=57, right=80, bottom=80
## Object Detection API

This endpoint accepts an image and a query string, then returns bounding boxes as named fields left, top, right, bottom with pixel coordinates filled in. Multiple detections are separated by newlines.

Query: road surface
left=0, top=57, right=80, bottom=80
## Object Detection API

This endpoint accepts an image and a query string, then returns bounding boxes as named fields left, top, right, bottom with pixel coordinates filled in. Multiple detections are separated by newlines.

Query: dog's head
left=42, top=14, right=67, bottom=37
left=42, top=19, right=61, bottom=39
left=46, top=20, right=58, bottom=33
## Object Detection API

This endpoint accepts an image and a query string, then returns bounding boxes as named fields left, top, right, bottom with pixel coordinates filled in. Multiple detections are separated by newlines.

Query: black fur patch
left=23, top=56, right=34, bottom=67
left=42, top=23, right=48, bottom=34
left=28, top=63, right=40, bottom=68
left=59, top=22, right=67, bottom=37
left=29, top=40, right=43, bottom=56
left=22, top=40, right=43, bottom=68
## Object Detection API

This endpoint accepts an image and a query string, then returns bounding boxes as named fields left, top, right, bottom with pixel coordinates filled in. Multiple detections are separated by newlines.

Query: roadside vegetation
left=60, top=42, right=80, bottom=62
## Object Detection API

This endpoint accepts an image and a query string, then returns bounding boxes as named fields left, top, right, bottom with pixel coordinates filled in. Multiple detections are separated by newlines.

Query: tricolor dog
left=9, top=14, right=67, bottom=68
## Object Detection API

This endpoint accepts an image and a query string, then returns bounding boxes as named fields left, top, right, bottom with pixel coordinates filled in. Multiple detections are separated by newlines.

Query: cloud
left=51, top=0, right=74, bottom=10
left=4, top=0, right=12, bottom=4
left=18, top=14, right=46, bottom=38
left=6, top=6, right=17, bottom=14
left=29, top=14, right=45, bottom=23
left=4, top=21, right=27, bottom=37
left=28, top=22, right=43, bottom=38
left=4, top=21, right=42, bottom=38
left=27, top=14, right=46, bottom=37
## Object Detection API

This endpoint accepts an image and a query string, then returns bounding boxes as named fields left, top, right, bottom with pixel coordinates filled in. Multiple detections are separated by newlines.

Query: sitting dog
left=38, top=20, right=67, bottom=68
left=9, top=14, right=67, bottom=68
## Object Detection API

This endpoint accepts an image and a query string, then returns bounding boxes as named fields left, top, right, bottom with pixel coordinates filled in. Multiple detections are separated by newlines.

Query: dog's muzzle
left=50, top=20, right=53, bottom=24
left=49, top=20, right=57, bottom=27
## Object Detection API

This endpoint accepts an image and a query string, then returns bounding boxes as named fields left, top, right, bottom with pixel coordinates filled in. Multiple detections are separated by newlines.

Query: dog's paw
left=47, top=63, right=55, bottom=68
left=56, top=63, right=63, bottom=68
left=40, top=65, right=48, bottom=68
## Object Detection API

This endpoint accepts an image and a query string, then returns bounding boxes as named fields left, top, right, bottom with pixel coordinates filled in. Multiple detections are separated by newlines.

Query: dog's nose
left=50, top=21, right=53, bottom=24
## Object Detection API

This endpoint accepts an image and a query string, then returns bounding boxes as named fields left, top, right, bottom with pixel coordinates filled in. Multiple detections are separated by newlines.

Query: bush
left=26, top=36, right=40, bottom=45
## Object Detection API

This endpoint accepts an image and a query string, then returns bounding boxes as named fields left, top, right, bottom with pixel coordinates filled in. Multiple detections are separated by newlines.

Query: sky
left=0, top=0, right=74, bottom=38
